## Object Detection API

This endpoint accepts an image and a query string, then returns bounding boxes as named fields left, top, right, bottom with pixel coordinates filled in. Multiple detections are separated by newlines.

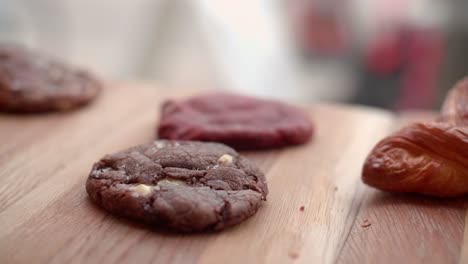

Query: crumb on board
left=361, top=219, right=371, bottom=228
left=299, top=206, right=305, bottom=212
left=288, top=251, right=299, bottom=259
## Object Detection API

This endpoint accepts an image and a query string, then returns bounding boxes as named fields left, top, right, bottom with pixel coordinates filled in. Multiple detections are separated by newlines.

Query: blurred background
left=1, top=0, right=468, bottom=110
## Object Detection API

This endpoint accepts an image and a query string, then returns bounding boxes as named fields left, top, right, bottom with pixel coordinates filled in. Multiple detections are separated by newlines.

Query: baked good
left=0, top=43, right=101, bottom=112
left=362, top=78, right=468, bottom=196
left=157, top=92, right=314, bottom=150
left=86, top=140, right=268, bottom=232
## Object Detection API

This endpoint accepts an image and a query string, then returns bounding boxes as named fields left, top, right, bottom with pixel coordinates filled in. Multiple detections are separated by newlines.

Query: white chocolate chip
left=132, top=184, right=153, bottom=197
left=157, top=178, right=187, bottom=186
left=154, top=141, right=165, bottom=149
left=217, top=154, right=233, bottom=164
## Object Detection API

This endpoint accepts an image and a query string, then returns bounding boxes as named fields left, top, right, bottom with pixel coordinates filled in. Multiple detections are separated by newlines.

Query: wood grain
left=0, top=84, right=465, bottom=264
left=337, top=111, right=467, bottom=264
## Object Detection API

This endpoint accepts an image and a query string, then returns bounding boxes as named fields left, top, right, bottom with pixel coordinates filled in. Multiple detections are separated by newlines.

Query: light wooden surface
left=0, top=83, right=465, bottom=264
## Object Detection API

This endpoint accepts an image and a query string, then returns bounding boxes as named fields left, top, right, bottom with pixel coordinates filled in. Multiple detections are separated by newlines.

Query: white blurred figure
left=194, top=0, right=302, bottom=101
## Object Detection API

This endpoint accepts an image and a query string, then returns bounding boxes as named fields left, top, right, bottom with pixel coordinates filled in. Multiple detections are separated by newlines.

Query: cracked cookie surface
left=0, top=43, right=101, bottom=112
left=86, top=140, right=268, bottom=232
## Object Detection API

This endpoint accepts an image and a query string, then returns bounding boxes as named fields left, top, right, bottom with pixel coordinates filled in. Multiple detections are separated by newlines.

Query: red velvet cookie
left=157, top=93, right=314, bottom=150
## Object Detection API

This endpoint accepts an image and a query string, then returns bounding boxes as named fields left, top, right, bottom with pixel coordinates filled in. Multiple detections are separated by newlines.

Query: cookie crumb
left=288, top=251, right=299, bottom=259
left=361, top=219, right=371, bottom=228
left=218, top=154, right=233, bottom=164
left=299, top=206, right=305, bottom=212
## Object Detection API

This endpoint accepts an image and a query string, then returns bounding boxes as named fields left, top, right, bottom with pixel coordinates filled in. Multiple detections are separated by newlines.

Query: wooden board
left=0, top=83, right=465, bottom=264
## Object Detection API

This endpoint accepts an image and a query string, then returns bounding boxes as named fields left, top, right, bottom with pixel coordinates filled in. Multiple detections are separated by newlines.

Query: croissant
left=362, top=78, right=468, bottom=196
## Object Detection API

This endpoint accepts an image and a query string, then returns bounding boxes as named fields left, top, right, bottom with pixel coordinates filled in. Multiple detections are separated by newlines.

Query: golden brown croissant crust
left=362, top=78, right=468, bottom=196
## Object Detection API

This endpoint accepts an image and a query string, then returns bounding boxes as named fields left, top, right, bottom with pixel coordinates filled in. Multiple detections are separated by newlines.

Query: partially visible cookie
left=0, top=44, right=101, bottom=112
left=157, top=92, right=314, bottom=150
left=86, top=140, right=268, bottom=232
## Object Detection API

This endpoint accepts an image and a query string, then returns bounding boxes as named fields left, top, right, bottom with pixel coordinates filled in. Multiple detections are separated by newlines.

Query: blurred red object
left=365, top=30, right=405, bottom=75
left=398, top=29, right=444, bottom=110
left=289, top=1, right=348, bottom=55
left=364, top=26, right=444, bottom=109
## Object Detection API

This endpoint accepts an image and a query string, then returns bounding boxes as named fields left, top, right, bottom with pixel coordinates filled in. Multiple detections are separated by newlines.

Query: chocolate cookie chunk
left=0, top=44, right=101, bottom=112
left=86, top=140, right=268, bottom=232
left=157, top=93, right=314, bottom=150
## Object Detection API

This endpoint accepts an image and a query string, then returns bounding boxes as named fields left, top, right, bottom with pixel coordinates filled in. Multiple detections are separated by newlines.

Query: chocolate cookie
left=0, top=44, right=101, bottom=112
left=157, top=92, right=314, bottom=150
left=86, top=140, right=268, bottom=232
